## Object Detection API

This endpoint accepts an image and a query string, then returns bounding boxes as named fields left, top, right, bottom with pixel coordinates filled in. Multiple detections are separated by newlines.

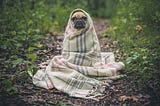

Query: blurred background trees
left=0, top=0, right=119, bottom=72
left=0, top=0, right=160, bottom=94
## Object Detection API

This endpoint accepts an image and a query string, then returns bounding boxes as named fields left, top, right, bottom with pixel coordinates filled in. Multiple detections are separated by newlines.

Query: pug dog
left=71, top=11, right=87, bottom=29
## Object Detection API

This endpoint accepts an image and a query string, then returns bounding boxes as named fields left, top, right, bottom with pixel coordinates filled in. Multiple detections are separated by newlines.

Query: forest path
left=1, top=19, right=151, bottom=106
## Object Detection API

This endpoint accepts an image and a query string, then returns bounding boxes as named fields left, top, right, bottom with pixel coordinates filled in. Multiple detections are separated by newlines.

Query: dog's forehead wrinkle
left=72, top=11, right=85, bottom=18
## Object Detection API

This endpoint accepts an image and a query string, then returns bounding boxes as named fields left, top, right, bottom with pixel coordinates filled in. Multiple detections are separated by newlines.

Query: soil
left=0, top=19, right=159, bottom=106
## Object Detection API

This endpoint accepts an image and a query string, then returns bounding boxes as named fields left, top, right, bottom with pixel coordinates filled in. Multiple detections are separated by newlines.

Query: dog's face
left=71, top=11, right=87, bottom=29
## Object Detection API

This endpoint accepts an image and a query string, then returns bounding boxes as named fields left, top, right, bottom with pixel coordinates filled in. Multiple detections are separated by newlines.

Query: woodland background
left=0, top=0, right=160, bottom=105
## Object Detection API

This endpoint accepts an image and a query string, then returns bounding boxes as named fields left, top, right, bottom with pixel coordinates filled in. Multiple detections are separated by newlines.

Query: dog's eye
left=71, top=17, right=76, bottom=21
left=82, top=16, right=87, bottom=21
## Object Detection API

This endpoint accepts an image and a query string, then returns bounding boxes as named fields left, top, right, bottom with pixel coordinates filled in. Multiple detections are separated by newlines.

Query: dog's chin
left=74, top=24, right=86, bottom=30
left=74, top=26, right=85, bottom=30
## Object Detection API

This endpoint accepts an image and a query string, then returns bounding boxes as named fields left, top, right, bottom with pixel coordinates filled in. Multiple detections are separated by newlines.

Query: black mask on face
left=71, top=16, right=87, bottom=29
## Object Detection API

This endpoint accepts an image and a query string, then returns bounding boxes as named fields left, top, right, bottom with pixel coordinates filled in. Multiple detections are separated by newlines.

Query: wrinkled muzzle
left=74, top=19, right=86, bottom=29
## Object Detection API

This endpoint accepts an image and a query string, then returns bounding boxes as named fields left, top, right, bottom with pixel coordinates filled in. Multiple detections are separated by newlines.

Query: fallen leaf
left=119, top=95, right=140, bottom=102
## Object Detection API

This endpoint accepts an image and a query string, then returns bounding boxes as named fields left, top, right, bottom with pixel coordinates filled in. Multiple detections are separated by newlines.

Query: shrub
left=105, top=0, right=160, bottom=84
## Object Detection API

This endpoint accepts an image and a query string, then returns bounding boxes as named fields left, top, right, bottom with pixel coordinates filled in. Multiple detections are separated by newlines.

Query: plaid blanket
left=32, top=9, right=125, bottom=100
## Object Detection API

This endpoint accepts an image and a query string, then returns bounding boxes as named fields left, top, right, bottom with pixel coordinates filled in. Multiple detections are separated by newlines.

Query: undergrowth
left=103, top=0, right=160, bottom=87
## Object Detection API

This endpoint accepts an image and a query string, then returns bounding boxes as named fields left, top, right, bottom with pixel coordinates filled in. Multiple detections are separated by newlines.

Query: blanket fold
left=32, top=9, right=125, bottom=100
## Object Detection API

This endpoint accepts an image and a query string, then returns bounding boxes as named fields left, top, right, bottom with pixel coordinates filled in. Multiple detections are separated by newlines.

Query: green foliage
left=0, top=0, right=45, bottom=72
left=87, top=0, right=118, bottom=18
left=125, top=48, right=160, bottom=81
left=26, top=53, right=37, bottom=62
left=12, top=58, right=24, bottom=68
left=27, top=65, right=39, bottom=77
left=1, top=78, right=18, bottom=96
left=105, top=0, right=160, bottom=84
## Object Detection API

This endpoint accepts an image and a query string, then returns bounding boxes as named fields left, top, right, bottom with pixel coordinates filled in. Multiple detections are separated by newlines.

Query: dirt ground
left=0, top=19, right=159, bottom=106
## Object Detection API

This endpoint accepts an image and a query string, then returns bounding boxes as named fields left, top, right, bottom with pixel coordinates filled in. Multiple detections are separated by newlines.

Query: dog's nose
left=76, top=19, right=83, bottom=25
left=75, top=19, right=85, bottom=29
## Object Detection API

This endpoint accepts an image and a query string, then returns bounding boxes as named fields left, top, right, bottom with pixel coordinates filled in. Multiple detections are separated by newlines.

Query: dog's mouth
left=74, top=20, right=86, bottom=29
